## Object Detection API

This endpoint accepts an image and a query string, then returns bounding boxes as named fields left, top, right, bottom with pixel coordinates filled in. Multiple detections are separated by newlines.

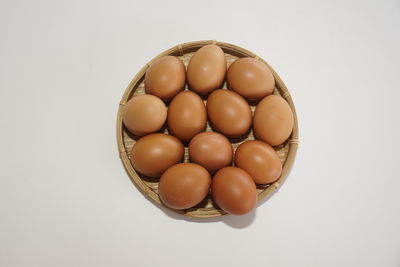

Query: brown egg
left=227, top=57, right=275, bottom=100
left=235, top=140, right=282, bottom=184
left=253, top=95, right=294, bottom=146
left=122, top=95, right=167, bottom=136
left=158, top=163, right=211, bottom=210
left=211, top=167, right=257, bottom=215
left=145, top=56, right=186, bottom=100
left=207, top=89, right=252, bottom=137
left=188, top=132, right=233, bottom=172
left=129, top=134, right=184, bottom=177
left=167, top=91, right=207, bottom=142
left=187, top=44, right=226, bottom=95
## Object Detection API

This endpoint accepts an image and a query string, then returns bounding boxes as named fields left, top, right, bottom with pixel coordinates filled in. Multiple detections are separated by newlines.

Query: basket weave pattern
left=116, top=40, right=299, bottom=218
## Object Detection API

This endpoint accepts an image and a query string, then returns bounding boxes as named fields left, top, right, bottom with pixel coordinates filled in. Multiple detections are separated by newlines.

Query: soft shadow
left=158, top=192, right=256, bottom=228
left=228, top=130, right=252, bottom=144
left=160, top=206, right=223, bottom=223
left=118, top=145, right=297, bottom=229
left=124, top=121, right=170, bottom=142
left=119, top=155, right=256, bottom=229
left=221, top=208, right=256, bottom=228
left=208, top=123, right=251, bottom=144
left=159, top=203, right=256, bottom=229
left=125, top=130, right=141, bottom=142
left=246, top=99, right=261, bottom=106
left=186, top=86, right=224, bottom=101
left=138, top=173, right=160, bottom=183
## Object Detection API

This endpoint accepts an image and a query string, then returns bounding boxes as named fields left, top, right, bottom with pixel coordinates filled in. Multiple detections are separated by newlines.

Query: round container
left=116, top=40, right=299, bottom=218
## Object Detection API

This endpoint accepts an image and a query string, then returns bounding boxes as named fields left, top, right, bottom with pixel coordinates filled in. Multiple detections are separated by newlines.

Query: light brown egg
left=227, top=57, right=275, bottom=100
left=158, top=163, right=211, bottom=210
left=145, top=56, right=186, bottom=100
left=167, top=91, right=207, bottom=142
left=211, top=167, right=257, bottom=215
left=188, top=132, right=233, bottom=172
left=253, top=95, right=294, bottom=146
left=207, top=89, right=252, bottom=137
left=122, top=95, right=167, bottom=136
left=187, top=44, right=226, bottom=95
left=235, top=140, right=282, bottom=184
left=129, top=134, right=184, bottom=177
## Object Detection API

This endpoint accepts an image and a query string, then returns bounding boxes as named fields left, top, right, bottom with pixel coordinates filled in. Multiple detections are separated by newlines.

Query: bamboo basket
left=116, top=40, right=299, bottom=218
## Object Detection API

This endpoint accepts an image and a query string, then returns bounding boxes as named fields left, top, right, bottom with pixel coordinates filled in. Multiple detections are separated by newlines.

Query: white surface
left=0, top=0, right=399, bottom=266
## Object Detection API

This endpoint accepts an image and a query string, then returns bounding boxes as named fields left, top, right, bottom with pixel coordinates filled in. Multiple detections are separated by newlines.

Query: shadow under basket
left=116, top=40, right=299, bottom=218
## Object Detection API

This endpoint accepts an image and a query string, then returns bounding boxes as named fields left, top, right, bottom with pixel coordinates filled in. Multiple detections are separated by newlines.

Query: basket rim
left=116, top=40, right=299, bottom=218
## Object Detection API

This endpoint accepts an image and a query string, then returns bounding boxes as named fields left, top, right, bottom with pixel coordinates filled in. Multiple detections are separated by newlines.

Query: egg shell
left=129, top=133, right=184, bottom=177
left=227, top=57, right=275, bottom=100
left=158, top=163, right=211, bottom=210
left=167, top=91, right=207, bottom=142
left=145, top=56, right=186, bottom=100
left=207, top=89, right=252, bottom=138
left=187, top=45, right=227, bottom=95
left=122, top=95, right=167, bottom=136
left=211, top=167, right=257, bottom=215
left=188, top=132, right=233, bottom=172
left=253, top=95, right=294, bottom=146
left=235, top=140, right=282, bottom=184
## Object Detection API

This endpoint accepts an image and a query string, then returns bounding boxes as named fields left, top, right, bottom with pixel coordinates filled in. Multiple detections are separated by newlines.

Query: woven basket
left=116, top=40, right=299, bottom=218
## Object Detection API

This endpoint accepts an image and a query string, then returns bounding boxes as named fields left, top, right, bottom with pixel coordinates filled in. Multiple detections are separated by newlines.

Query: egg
left=207, top=89, right=252, bottom=137
left=187, top=44, right=226, bottom=95
left=129, top=133, right=184, bottom=177
left=211, top=167, right=257, bottom=215
left=145, top=56, right=186, bottom=100
left=227, top=57, right=275, bottom=100
left=188, top=132, right=233, bottom=172
left=158, top=163, right=211, bottom=210
left=167, top=91, right=207, bottom=142
left=235, top=140, right=282, bottom=184
left=253, top=95, right=294, bottom=146
left=122, top=95, right=167, bottom=136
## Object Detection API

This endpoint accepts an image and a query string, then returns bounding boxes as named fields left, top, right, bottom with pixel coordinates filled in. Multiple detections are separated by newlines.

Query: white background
left=1, top=0, right=399, bottom=266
